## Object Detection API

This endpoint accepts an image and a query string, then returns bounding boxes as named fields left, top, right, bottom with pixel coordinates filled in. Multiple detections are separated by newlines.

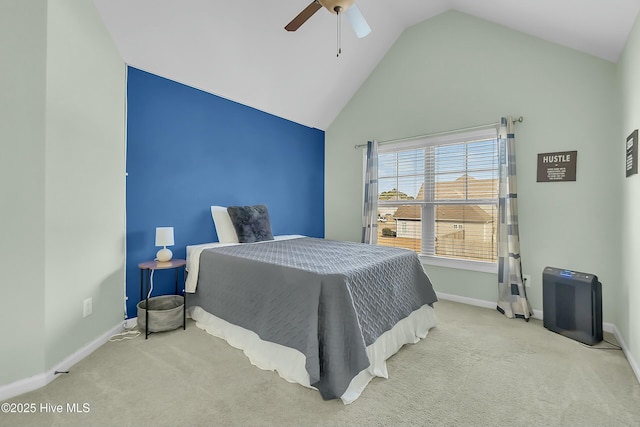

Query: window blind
left=376, top=128, right=499, bottom=263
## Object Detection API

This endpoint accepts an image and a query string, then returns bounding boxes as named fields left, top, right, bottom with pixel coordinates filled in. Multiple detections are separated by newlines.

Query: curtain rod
left=354, top=116, right=524, bottom=149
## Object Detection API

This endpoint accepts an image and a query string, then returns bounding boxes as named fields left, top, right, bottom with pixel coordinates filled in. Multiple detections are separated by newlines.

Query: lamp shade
left=155, top=227, right=174, bottom=247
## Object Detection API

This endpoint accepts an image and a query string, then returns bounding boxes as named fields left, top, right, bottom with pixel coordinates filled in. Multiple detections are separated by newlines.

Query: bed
left=184, top=206, right=438, bottom=404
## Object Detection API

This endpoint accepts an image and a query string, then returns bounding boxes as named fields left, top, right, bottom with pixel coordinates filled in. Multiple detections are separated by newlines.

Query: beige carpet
left=2, top=299, right=639, bottom=427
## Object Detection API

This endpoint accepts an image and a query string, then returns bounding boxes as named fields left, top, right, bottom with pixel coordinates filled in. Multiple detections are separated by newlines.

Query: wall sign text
left=626, top=129, right=638, bottom=177
left=537, top=150, right=577, bottom=182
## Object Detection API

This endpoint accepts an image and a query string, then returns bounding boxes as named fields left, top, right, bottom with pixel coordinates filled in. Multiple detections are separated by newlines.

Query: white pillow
left=210, top=206, right=239, bottom=244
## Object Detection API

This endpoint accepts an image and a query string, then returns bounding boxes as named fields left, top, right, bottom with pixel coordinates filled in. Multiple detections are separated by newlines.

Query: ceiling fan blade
left=285, top=1, right=323, bottom=32
left=345, top=3, right=371, bottom=38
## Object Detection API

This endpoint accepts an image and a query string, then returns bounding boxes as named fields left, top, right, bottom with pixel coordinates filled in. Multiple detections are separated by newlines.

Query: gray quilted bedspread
left=187, top=237, right=437, bottom=400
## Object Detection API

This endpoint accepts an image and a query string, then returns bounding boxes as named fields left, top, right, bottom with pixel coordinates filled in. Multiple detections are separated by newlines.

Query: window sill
left=419, top=255, right=498, bottom=274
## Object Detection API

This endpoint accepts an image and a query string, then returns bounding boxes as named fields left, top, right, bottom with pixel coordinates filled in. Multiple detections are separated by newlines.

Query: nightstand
left=138, top=259, right=187, bottom=339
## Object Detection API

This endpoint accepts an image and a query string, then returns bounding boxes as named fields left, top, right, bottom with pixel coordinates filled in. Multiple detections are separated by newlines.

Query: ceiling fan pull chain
left=336, top=6, right=342, bottom=57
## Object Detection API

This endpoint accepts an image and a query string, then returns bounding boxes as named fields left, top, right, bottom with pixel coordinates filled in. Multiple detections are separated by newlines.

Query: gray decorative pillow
left=226, top=205, right=275, bottom=243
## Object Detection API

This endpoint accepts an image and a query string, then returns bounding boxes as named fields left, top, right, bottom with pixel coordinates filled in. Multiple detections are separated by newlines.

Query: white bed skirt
left=187, top=304, right=437, bottom=404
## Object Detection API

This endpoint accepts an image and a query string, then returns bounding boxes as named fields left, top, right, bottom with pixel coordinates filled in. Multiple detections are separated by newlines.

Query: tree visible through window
left=376, top=128, right=499, bottom=264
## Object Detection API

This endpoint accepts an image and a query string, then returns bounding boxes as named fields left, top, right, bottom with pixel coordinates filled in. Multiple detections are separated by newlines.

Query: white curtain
left=497, top=117, right=532, bottom=320
left=362, top=140, right=378, bottom=244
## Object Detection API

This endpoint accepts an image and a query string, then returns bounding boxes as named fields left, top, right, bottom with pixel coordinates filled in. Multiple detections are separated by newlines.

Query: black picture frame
left=536, top=151, right=577, bottom=182
left=626, top=129, right=638, bottom=178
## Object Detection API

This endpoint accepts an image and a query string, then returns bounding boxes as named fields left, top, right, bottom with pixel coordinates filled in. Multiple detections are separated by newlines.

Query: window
left=375, top=128, right=499, bottom=269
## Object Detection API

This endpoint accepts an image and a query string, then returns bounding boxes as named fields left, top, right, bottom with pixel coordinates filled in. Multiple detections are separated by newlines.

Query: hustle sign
left=537, top=150, right=577, bottom=182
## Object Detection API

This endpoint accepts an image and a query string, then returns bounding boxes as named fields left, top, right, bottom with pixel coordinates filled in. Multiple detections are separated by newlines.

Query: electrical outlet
left=523, top=274, right=531, bottom=288
left=83, top=297, right=92, bottom=318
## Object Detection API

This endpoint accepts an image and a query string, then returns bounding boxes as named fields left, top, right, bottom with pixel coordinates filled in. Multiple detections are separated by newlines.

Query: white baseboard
left=0, top=322, right=125, bottom=402
left=435, top=292, right=639, bottom=385
left=609, top=323, right=640, bottom=384
left=436, top=291, right=543, bottom=320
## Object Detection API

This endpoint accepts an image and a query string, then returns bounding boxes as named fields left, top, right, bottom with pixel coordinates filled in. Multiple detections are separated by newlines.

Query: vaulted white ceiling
left=93, top=0, right=640, bottom=130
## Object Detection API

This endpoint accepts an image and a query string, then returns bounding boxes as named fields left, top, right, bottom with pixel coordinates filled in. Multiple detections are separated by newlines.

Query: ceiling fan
left=285, top=0, right=372, bottom=39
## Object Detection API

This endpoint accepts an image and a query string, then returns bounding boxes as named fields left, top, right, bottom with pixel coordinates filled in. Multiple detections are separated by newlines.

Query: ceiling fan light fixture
left=318, top=0, right=355, bottom=14
left=284, top=0, right=371, bottom=54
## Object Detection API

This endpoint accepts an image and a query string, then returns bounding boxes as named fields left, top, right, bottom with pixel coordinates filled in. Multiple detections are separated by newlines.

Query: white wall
left=618, top=12, right=640, bottom=383
left=0, top=0, right=126, bottom=386
left=325, top=11, right=621, bottom=324
left=0, top=0, right=48, bottom=385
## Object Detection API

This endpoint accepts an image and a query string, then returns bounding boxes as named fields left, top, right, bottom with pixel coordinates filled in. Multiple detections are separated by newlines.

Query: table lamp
left=155, top=227, right=174, bottom=262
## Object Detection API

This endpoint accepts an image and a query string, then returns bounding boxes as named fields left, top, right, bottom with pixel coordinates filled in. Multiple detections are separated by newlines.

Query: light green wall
left=43, top=0, right=126, bottom=370
left=0, top=0, right=126, bottom=386
left=325, top=11, right=621, bottom=324
left=0, top=0, right=48, bottom=384
left=618, top=13, right=640, bottom=380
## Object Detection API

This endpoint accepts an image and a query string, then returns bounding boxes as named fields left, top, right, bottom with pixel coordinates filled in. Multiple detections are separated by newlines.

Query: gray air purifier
left=542, top=266, right=603, bottom=345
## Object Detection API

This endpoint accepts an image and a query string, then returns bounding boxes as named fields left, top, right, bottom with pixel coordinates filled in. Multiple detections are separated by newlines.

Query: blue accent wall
left=126, top=67, right=324, bottom=317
